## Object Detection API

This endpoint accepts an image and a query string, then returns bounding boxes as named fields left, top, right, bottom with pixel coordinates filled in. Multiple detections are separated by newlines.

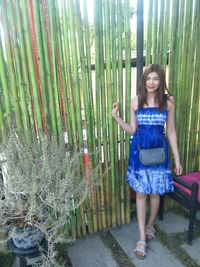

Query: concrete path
left=67, top=211, right=200, bottom=267
left=67, top=235, right=119, bottom=267
left=111, top=217, right=185, bottom=267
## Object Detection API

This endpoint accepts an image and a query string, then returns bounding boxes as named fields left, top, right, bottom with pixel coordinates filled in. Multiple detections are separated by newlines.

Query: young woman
left=112, top=64, right=182, bottom=259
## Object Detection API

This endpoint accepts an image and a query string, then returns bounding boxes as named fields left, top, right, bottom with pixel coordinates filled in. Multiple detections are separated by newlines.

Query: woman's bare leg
left=136, top=193, right=147, bottom=240
left=147, top=194, right=160, bottom=226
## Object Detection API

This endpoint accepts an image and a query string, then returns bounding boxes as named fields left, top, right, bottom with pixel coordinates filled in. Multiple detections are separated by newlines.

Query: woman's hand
left=174, top=159, right=183, bottom=176
left=112, top=103, right=119, bottom=118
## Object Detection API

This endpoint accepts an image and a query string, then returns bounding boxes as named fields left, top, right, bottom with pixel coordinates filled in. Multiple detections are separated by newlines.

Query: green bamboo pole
left=67, top=0, right=88, bottom=237
left=111, top=0, right=121, bottom=226
left=94, top=0, right=106, bottom=230
left=20, top=0, right=44, bottom=134
left=145, top=0, right=153, bottom=65
left=27, top=0, right=48, bottom=135
left=67, top=0, right=84, bottom=148
left=74, top=0, right=97, bottom=235
left=157, top=0, right=164, bottom=64
left=93, top=0, right=103, bottom=230
left=6, top=0, right=30, bottom=136
left=62, top=0, right=90, bottom=237
left=53, top=0, right=70, bottom=134
left=46, top=0, right=62, bottom=134
left=32, top=0, right=49, bottom=131
left=152, top=0, right=158, bottom=63
left=168, top=0, right=179, bottom=93
left=94, top=0, right=111, bottom=228
left=101, top=20, right=112, bottom=228
left=61, top=0, right=77, bottom=145
left=124, top=0, right=131, bottom=224
left=14, top=0, right=35, bottom=132
left=184, top=0, right=198, bottom=172
left=104, top=0, right=117, bottom=227
left=173, top=0, right=185, bottom=160
left=117, top=0, right=125, bottom=224
left=82, top=0, right=96, bottom=152
left=94, top=0, right=110, bottom=229
left=39, top=0, right=57, bottom=134
left=188, top=1, right=200, bottom=171
left=0, top=92, right=5, bottom=137
left=161, top=0, right=170, bottom=69
left=83, top=0, right=106, bottom=231
left=167, top=0, right=178, bottom=174
left=178, top=0, right=192, bottom=171
left=0, top=0, right=23, bottom=133
left=52, top=0, right=74, bottom=237
left=54, top=11, right=73, bottom=145
left=0, top=34, right=12, bottom=128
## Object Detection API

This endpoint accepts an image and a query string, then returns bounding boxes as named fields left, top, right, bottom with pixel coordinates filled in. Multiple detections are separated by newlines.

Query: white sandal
left=134, top=240, right=147, bottom=259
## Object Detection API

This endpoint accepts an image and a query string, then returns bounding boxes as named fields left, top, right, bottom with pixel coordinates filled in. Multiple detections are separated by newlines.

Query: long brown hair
left=138, top=64, right=172, bottom=110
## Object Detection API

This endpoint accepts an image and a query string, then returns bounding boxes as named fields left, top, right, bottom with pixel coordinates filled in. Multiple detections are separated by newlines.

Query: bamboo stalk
left=161, top=0, right=170, bottom=69
left=146, top=0, right=153, bottom=65
left=19, top=0, right=44, bottom=134
left=104, top=0, right=117, bottom=227
left=83, top=0, right=106, bottom=231
left=117, top=0, right=125, bottom=224
left=6, top=0, right=30, bottom=136
left=39, top=0, right=57, bottom=134
left=46, top=0, right=62, bottom=134
left=1, top=0, right=23, bottom=133
left=188, top=0, right=200, bottom=171
left=67, top=0, right=88, bottom=237
left=53, top=0, right=69, bottom=133
left=54, top=7, right=73, bottom=145
left=94, top=0, right=111, bottom=228
left=0, top=31, right=12, bottom=128
left=27, top=0, right=47, bottom=135
left=157, top=0, right=164, bottom=64
left=61, top=0, right=77, bottom=145
left=173, top=0, right=185, bottom=162
left=67, top=0, right=84, bottom=148
left=112, top=0, right=121, bottom=226
left=178, top=0, right=192, bottom=171
left=14, top=0, right=35, bottom=132
left=31, top=0, right=49, bottom=132
left=152, top=0, right=158, bottom=63
left=74, top=0, right=97, bottom=235
left=184, top=0, right=198, bottom=171
left=0, top=92, right=5, bottom=137
left=82, top=0, right=96, bottom=153
left=63, top=0, right=94, bottom=236
left=168, top=0, right=179, bottom=93
left=124, top=0, right=131, bottom=224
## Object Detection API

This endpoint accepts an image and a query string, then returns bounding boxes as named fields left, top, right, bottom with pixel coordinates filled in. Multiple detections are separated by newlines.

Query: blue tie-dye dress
left=126, top=107, right=174, bottom=195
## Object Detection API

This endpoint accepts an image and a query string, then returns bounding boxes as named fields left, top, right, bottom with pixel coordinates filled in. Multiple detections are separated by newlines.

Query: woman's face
left=145, top=72, right=160, bottom=93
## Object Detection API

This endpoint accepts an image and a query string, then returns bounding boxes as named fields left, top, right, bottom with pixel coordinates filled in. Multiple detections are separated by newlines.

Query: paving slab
left=156, top=212, right=189, bottom=234
left=67, top=235, right=119, bottom=267
left=181, top=237, right=200, bottom=265
left=111, top=218, right=185, bottom=267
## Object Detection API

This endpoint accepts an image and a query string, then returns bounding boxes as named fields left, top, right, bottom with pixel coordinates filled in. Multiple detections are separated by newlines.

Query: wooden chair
left=159, top=172, right=200, bottom=244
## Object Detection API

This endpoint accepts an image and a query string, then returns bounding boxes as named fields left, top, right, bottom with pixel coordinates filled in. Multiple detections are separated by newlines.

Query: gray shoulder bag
left=137, top=109, right=166, bottom=165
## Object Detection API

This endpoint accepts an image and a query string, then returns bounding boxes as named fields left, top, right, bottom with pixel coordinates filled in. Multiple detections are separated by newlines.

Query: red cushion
left=174, top=172, right=200, bottom=203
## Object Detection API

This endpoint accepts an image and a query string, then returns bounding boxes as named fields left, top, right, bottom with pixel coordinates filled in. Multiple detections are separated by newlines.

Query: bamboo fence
left=0, top=0, right=199, bottom=238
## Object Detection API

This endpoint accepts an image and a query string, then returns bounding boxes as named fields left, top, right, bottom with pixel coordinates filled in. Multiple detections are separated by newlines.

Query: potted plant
left=0, top=132, right=99, bottom=266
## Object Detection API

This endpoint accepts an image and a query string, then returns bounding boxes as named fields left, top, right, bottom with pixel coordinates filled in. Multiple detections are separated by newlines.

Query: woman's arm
left=166, top=97, right=182, bottom=175
left=112, top=97, right=137, bottom=135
